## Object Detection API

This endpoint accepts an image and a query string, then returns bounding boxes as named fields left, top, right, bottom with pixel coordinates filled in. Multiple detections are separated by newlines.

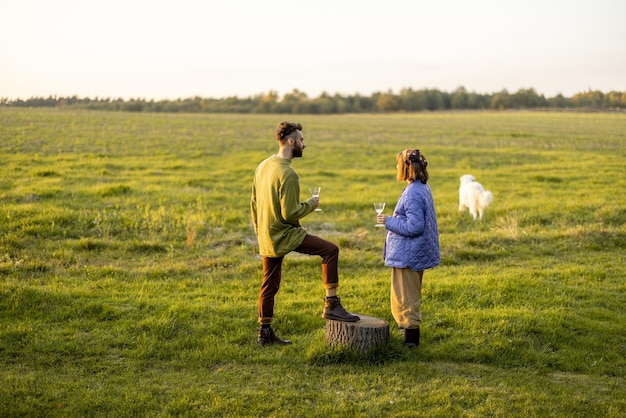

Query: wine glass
left=309, top=187, right=322, bottom=211
left=373, top=202, right=386, bottom=227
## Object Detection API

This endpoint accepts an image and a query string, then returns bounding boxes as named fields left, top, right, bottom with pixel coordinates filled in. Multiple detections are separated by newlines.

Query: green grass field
left=1, top=108, right=625, bottom=417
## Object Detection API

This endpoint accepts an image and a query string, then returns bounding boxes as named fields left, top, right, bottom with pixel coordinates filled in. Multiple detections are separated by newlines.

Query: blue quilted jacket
left=383, top=181, right=440, bottom=271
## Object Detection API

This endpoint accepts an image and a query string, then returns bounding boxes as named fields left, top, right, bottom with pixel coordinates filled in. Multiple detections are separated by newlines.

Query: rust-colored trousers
left=258, top=234, right=339, bottom=325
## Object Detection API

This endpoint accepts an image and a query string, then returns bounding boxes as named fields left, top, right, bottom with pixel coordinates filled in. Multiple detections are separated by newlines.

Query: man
left=251, top=121, right=359, bottom=346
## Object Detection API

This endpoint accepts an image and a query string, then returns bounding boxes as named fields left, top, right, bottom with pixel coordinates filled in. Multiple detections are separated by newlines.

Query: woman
left=377, top=148, right=440, bottom=347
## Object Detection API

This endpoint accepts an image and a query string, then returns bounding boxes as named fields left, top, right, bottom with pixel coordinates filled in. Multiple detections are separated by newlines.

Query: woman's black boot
left=403, top=327, right=420, bottom=347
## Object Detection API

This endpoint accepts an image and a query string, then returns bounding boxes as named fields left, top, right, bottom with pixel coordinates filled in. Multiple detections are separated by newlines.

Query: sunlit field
left=1, top=108, right=625, bottom=417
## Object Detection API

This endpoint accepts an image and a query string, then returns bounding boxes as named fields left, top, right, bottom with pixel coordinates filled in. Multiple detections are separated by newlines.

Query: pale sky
left=1, top=0, right=625, bottom=100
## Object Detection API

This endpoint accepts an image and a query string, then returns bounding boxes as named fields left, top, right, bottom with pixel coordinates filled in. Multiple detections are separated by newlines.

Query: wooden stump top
left=339, top=315, right=388, bottom=328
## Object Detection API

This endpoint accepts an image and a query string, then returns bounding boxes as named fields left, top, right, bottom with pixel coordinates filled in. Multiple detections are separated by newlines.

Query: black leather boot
left=403, top=327, right=420, bottom=347
left=258, top=326, right=292, bottom=346
left=322, top=296, right=360, bottom=322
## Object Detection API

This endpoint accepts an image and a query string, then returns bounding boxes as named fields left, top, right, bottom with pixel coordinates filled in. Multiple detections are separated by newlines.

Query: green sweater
left=251, top=155, right=316, bottom=257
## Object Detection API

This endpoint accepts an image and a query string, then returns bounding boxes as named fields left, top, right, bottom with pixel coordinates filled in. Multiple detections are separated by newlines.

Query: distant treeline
left=2, top=87, right=625, bottom=113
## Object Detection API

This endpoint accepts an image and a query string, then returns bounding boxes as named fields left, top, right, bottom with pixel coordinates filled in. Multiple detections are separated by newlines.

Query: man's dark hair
left=276, top=121, right=303, bottom=142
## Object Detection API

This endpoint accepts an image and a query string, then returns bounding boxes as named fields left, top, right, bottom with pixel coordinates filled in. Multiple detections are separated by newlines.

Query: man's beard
left=292, top=145, right=303, bottom=158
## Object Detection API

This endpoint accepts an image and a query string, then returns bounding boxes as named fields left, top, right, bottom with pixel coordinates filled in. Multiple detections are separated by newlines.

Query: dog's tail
left=481, top=190, right=493, bottom=207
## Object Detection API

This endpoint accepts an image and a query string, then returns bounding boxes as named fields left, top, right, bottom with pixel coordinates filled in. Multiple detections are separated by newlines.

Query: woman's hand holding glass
left=373, top=202, right=386, bottom=227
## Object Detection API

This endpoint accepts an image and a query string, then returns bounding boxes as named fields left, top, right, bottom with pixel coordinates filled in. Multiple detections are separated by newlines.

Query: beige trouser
left=390, top=267, right=424, bottom=329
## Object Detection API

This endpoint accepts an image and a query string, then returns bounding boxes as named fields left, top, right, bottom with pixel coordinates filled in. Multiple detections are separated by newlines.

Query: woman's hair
left=396, top=148, right=429, bottom=184
left=276, top=121, right=303, bottom=142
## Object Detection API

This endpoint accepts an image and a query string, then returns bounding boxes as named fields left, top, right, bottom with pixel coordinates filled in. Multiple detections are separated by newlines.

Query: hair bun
left=407, top=149, right=421, bottom=163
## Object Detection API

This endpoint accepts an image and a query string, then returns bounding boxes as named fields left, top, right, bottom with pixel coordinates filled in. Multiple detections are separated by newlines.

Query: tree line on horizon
left=1, top=87, right=624, bottom=114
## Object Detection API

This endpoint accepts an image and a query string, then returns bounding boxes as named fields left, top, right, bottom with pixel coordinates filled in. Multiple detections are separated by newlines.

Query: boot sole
left=322, top=314, right=360, bottom=322
left=258, top=340, right=292, bottom=346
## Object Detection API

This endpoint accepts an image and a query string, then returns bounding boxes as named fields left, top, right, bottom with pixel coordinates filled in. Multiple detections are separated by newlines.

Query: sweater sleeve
left=250, top=179, right=258, bottom=236
left=280, top=170, right=313, bottom=224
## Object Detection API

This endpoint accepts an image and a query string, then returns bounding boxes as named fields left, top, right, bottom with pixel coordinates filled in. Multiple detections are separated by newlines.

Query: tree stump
left=325, top=314, right=389, bottom=353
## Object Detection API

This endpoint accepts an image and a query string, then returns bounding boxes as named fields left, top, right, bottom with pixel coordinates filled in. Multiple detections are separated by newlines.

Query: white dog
left=458, top=174, right=493, bottom=220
